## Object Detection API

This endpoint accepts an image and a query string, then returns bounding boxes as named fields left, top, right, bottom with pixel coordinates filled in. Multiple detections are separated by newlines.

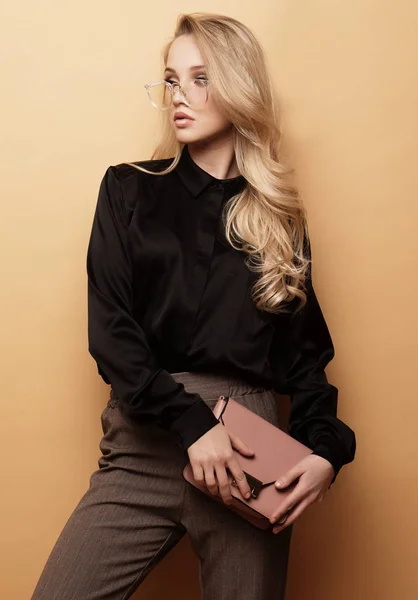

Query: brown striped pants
left=30, top=371, right=293, bottom=600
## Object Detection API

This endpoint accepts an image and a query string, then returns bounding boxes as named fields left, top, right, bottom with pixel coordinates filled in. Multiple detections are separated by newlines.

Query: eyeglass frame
left=144, top=78, right=210, bottom=110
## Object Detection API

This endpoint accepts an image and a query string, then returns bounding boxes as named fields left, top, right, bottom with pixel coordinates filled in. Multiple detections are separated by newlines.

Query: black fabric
left=86, top=143, right=356, bottom=484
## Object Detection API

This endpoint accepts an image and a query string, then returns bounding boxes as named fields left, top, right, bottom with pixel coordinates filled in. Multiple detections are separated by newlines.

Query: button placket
left=185, top=185, right=225, bottom=349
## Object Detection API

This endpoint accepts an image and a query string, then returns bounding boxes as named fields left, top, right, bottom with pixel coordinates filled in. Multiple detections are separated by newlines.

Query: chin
left=174, top=130, right=200, bottom=142
left=175, top=135, right=204, bottom=147
left=174, top=130, right=221, bottom=145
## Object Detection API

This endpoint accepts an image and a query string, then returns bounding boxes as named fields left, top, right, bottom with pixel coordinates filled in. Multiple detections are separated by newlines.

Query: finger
left=214, top=463, right=233, bottom=504
left=270, top=488, right=305, bottom=524
left=229, top=433, right=255, bottom=457
left=203, top=464, right=219, bottom=495
left=191, top=462, right=205, bottom=486
left=227, top=457, right=252, bottom=499
left=275, top=466, right=304, bottom=490
left=272, top=496, right=312, bottom=533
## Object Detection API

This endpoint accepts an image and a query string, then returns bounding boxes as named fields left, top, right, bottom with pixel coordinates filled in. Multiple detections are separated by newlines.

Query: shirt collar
left=175, top=144, right=247, bottom=198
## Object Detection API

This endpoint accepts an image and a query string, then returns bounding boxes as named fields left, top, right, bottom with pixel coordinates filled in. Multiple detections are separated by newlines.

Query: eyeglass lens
left=147, top=79, right=208, bottom=109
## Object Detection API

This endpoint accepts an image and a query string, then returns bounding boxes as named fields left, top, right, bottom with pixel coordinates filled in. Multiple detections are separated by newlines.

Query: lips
left=174, top=112, right=194, bottom=121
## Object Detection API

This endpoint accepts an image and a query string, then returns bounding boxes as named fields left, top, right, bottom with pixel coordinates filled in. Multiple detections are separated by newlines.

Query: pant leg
left=30, top=395, right=187, bottom=600
left=179, top=387, right=294, bottom=600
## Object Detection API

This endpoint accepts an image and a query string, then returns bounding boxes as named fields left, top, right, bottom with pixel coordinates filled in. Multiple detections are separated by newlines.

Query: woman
left=31, top=12, right=356, bottom=600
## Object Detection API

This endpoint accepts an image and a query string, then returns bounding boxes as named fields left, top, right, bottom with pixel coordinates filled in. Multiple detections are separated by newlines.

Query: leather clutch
left=182, top=395, right=313, bottom=530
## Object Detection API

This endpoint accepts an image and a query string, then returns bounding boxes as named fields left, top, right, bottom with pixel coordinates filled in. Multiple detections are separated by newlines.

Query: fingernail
left=276, top=480, right=283, bottom=487
left=245, top=492, right=251, bottom=499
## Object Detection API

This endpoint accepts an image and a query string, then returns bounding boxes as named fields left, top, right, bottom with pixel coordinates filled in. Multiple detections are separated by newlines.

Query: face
left=165, top=34, right=233, bottom=145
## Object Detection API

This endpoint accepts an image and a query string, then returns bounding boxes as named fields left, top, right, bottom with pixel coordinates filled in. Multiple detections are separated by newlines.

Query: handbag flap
left=182, top=394, right=313, bottom=525
left=214, top=396, right=313, bottom=496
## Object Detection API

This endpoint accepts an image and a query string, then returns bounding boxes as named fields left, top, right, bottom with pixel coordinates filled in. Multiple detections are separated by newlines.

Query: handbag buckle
left=231, top=471, right=263, bottom=499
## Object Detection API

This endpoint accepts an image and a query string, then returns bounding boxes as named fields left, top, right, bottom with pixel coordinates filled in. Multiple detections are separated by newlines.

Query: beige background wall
left=1, top=1, right=417, bottom=598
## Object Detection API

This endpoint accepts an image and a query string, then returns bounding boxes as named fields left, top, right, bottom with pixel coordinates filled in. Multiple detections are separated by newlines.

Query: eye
left=164, top=78, right=177, bottom=85
left=194, top=77, right=209, bottom=86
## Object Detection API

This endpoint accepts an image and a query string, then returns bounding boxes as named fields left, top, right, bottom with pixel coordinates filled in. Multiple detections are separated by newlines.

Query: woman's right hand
left=187, top=423, right=255, bottom=505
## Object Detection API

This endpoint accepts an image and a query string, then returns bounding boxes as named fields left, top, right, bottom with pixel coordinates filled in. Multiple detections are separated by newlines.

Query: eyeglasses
left=144, top=77, right=210, bottom=110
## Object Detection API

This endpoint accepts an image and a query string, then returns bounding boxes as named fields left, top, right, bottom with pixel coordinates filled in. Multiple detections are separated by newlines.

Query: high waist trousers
left=30, top=371, right=293, bottom=600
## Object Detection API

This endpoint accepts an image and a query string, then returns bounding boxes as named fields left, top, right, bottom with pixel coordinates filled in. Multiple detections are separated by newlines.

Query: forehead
left=165, top=34, right=205, bottom=73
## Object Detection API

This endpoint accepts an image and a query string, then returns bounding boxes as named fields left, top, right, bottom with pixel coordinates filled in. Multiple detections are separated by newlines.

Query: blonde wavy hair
left=123, top=12, right=311, bottom=314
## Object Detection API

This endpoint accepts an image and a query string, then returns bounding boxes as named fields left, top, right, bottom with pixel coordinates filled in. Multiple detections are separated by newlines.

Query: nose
left=172, top=85, right=189, bottom=108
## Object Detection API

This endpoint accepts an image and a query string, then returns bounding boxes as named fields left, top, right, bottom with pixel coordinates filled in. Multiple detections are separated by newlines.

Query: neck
left=186, top=136, right=240, bottom=180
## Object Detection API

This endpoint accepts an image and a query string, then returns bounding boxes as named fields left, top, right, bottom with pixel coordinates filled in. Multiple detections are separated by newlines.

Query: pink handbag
left=183, top=395, right=313, bottom=530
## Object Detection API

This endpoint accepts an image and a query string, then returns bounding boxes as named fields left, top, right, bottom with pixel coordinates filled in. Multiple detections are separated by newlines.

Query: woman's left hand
left=270, top=454, right=335, bottom=534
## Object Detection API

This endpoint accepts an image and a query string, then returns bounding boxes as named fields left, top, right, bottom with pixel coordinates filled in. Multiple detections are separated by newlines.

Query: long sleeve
left=86, top=166, right=220, bottom=450
left=269, top=247, right=356, bottom=486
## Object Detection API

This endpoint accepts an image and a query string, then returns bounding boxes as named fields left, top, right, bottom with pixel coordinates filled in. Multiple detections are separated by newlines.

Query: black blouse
left=86, top=143, right=356, bottom=485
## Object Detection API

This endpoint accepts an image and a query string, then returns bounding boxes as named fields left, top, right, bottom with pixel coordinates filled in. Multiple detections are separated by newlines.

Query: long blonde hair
left=124, top=12, right=311, bottom=314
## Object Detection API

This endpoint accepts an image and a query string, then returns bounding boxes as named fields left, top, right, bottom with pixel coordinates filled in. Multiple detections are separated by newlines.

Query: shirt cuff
left=169, top=399, right=220, bottom=451
left=311, top=437, right=345, bottom=487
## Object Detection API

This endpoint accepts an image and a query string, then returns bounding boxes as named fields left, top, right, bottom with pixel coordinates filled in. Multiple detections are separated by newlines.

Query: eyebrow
left=164, top=65, right=206, bottom=74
